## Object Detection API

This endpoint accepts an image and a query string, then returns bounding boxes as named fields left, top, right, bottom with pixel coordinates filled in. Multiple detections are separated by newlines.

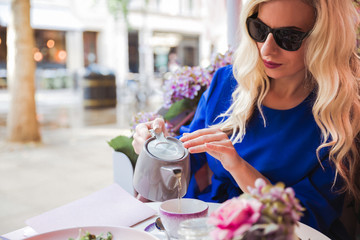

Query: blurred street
left=0, top=0, right=232, bottom=236
left=0, top=88, right=163, bottom=235
left=0, top=0, right=231, bottom=235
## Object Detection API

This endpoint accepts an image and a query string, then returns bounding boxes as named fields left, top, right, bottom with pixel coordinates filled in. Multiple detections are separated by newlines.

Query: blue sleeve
left=182, top=65, right=236, bottom=199
left=291, top=157, right=348, bottom=238
left=179, top=88, right=207, bottom=135
left=179, top=65, right=236, bottom=135
left=181, top=70, right=219, bottom=199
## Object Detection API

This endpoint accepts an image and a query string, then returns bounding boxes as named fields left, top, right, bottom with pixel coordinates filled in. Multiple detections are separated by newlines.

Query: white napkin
left=26, top=183, right=156, bottom=233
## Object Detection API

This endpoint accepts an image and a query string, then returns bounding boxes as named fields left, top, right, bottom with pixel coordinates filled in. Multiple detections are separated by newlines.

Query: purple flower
left=130, top=111, right=174, bottom=135
left=163, top=49, right=233, bottom=107
left=129, top=49, right=234, bottom=137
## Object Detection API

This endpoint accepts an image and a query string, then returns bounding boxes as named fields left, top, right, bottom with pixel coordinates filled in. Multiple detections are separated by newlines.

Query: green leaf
left=107, top=135, right=138, bottom=168
left=164, top=98, right=195, bottom=121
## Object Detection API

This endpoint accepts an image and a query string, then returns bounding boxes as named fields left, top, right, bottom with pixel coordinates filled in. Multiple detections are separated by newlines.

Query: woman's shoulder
left=208, top=65, right=237, bottom=93
left=213, top=65, right=234, bottom=81
left=201, top=65, right=237, bottom=111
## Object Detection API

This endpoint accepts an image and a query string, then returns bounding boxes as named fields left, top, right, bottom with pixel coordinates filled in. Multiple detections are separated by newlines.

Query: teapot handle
left=160, top=166, right=183, bottom=190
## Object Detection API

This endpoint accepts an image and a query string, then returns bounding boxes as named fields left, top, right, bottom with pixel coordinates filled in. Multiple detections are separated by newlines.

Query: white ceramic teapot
left=133, top=130, right=190, bottom=201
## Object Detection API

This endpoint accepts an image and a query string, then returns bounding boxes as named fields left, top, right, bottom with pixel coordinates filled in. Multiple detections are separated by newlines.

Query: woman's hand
left=132, top=118, right=169, bottom=154
left=180, top=127, right=270, bottom=192
left=180, top=128, right=243, bottom=172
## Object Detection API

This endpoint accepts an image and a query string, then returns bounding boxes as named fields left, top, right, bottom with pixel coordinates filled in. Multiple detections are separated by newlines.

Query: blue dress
left=180, top=65, right=348, bottom=239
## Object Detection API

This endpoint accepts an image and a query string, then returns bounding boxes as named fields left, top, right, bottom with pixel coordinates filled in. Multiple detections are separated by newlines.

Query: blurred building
left=0, top=0, right=229, bottom=94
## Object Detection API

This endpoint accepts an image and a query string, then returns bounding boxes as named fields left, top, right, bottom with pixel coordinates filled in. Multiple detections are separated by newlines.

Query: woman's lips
left=263, top=60, right=282, bottom=69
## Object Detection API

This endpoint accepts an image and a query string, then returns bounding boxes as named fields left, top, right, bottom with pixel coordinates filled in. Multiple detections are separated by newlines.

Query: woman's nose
left=260, top=33, right=279, bottom=56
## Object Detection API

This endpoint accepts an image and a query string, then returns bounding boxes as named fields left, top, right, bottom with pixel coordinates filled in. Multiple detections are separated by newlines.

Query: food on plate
left=68, top=229, right=113, bottom=240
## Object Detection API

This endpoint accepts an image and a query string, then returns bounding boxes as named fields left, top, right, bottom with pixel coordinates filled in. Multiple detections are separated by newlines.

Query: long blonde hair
left=219, top=0, right=360, bottom=204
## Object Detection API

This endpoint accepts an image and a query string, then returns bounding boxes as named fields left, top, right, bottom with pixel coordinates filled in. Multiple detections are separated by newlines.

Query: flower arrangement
left=163, top=49, right=233, bottom=108
left=108, top=49, right=233, bottom=164
left=130, top=111, right=166, bottom=131
left=163, top=66, right=211, bottom=108
left=132, top=48, right=234, bottom=136
left=208, top=178, right=304, bottom=240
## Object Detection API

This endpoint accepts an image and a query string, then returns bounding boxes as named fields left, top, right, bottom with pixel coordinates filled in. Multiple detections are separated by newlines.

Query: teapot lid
left=147, top=137, right=185, bottom=160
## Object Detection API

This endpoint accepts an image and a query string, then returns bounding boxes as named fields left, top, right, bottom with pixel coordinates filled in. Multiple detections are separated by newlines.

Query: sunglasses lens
left=274, top=29, right=304, bottom=51
left=247, top=17, right=308, bottom=51
left=247, top=19, right=268, bottom=42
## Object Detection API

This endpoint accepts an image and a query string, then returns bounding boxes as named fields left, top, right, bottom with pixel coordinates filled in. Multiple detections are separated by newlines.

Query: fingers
left=180, top=128, right=220, bottom=141
left=135, top=122, right=153, bottom=139
left=132, top=117, right=166, bottom=154
left=180, top=128, right=228, bottom=150
left=153, top=118, right=165, bottom=132
left=187, top=139, right=232, bottom=154
left=205, top=142, right=244, bottom=172
left=180, top=128, right=242, bottom=172
left=132, top=132, right=147, bottom=154
left=205, top=142, right=233, bottom=152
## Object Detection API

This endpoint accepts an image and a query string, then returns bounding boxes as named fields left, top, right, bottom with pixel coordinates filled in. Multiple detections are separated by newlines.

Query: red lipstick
left=263, top=60, right=282, bottom=69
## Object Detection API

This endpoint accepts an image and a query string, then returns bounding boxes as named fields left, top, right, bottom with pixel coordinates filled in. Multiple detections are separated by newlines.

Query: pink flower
left=208, top=179, right=304, bottom=239
left=208, top=198, right=262, bottom=240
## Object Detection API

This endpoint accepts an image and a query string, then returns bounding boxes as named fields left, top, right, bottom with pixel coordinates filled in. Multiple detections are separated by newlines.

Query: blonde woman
left=133, top=0, right=360, bottom=238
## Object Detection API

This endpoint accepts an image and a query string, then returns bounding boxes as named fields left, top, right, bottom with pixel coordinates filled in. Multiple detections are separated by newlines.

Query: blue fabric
left=180, top=65, right=347, bottom=239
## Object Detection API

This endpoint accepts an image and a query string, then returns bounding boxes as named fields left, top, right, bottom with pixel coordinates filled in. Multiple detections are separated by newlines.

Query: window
left=83, top=31, right=98, bottom=67
left=128, top=31, right=139, bottom=73
left=34, top=30, right=67, bottom=68
left=0, top=27, right=6, bottom=68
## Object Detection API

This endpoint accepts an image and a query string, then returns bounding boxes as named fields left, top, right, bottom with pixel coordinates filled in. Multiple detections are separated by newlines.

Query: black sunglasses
left=246, top=14, right=310, bottom=51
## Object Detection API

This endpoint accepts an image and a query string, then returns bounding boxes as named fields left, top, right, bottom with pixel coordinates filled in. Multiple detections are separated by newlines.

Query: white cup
left=159, top=198, right=209, bottom=238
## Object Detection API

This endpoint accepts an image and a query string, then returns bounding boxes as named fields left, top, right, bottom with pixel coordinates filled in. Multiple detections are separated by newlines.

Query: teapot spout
left=173, top=168, right=181, bottom=178
left=160, top=166, right=183, bottom=190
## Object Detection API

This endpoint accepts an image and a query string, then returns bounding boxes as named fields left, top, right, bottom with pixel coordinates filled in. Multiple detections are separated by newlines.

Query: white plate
left=23, top=226, right=160, bottom=240
left=295, top=222, right=330, bottom=240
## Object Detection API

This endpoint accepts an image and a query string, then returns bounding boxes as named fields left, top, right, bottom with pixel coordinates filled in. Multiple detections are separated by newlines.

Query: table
left=2, top=202, right=330, bottom=240
left=135, top=202, right=331, bottom=240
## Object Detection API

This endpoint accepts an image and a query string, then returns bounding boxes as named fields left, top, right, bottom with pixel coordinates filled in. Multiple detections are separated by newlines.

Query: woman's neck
left=262, top=76, right=312, bottom=110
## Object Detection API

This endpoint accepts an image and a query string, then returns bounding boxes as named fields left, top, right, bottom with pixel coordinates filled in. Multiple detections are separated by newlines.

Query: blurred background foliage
left=106, top=0, right=149, bottom=26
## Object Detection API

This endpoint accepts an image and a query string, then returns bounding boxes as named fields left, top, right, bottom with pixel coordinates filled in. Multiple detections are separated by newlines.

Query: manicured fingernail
left=180, top=133, right=190, bottom=139
left=153, top=125, right=161, bottom=134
